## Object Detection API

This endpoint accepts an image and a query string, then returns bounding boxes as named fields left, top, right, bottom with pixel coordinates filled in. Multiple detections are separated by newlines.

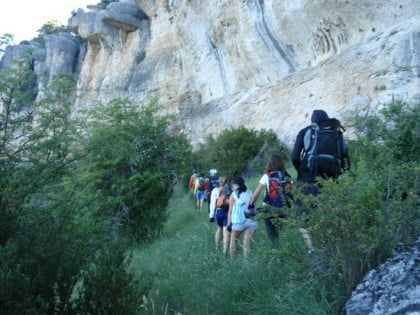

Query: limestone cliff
left=1, top=0, right=419, bottom=146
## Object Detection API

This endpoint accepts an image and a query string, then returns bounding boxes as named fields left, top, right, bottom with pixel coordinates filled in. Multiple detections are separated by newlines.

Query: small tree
left=74, top=99, right=192, bottom=240
left=0, top=33, right=14, bottom=54
left=193, top=127, right=289, bottom=179
left=37, top=20, right=69, bottom=36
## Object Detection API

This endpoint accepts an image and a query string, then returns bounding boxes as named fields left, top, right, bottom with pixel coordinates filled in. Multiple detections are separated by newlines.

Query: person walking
left=249, top=154, right=293, bottom=247
left=195, top=173, right=207, bottom=211
left=227, top=176, right=257, bottom=259
left=189, top=170, right=197, bottom=196
left=290, top=109, right=351, bottom=251
left=209, top=176, right=231, bottom=254
left=291, top=109, right=350, bottom=185
left=207, top=169, right=219, bottom=213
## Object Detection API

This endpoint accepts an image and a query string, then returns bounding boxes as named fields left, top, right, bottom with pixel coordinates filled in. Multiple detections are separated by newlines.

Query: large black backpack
left=303, top=118, right=345, bottom=179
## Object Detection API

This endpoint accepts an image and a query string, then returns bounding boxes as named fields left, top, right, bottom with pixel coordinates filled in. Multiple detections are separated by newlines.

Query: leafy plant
left=72, top=242, right=151, bottom=314
left=0, top=33, right=14, bottom=54
left=73, top=99, right=192, bottom=240
left=37, top=20, right=70, bottom=36
left=193, top=126, right=289, bottom=179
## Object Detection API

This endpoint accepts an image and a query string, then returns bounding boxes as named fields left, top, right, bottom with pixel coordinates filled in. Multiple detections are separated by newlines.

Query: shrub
left=74, top=99, right=192, bottom=240
left=72, top=242, right=152, bottom=314
left=0, top=69, right=157, bottom=312
left=193, top=127, right=289, bottom=179
left=37, top=20, right=70, bottom=36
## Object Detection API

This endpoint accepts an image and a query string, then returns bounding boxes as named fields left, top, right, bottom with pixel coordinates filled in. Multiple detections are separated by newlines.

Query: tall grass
left=131, top=183, right=333, bottom=314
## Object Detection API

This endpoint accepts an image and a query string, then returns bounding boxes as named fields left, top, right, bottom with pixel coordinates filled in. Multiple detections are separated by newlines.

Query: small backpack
left=208, top=176, right=219, bottom=194
left=263, top=171, right=293, bottom=208
left=216, top=185, right=230, bottom=211
left=198, top=178, right=205, bottom=191
left=303, top=118, right=345, bottom=178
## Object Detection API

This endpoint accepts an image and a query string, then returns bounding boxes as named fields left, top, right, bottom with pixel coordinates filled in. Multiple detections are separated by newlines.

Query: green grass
left=130, top=182, right=334, bottom=314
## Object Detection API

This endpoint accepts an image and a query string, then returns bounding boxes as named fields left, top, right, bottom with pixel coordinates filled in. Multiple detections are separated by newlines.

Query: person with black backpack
left=249, top=154, right=293, bottom=247
left=291, top=109, right=350, bottom=186
left=290, top=109, right=351, bottom=252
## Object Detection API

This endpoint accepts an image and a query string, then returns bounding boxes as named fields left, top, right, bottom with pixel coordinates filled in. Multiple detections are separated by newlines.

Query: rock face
left=1, top=0, right=419, bottom=146
left=345, top=239, right=420, bottom=315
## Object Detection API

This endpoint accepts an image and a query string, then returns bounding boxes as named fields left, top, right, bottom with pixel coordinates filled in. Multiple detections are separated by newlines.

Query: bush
left=193, top=127, right=289, bottom=179
left=73, top=99, right=192, bottom=240
left=72, top=242, right=152, bottom=314
left=0, top=68, right=163, bottom=312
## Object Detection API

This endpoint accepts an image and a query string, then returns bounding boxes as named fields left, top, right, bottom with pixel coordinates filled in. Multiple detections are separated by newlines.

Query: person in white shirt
left=249, top=154, right=313, bottom=251
left=209, top=176, right=231, bottom=254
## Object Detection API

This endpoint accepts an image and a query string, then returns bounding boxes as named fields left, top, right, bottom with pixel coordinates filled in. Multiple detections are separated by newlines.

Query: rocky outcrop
left=1, top=0, right=419, bottom=147
left=68, top=0, right=151, bottom=103
left=0, top=33, right=82, bottom=94
left=345, top=238, right=420, bottom=315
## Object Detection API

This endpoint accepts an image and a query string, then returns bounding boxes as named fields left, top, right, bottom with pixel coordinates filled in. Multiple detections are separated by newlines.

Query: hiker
left=249, top=154, right=293, bottom=247
left=189, top=170, right=197, bottom=195
left=195, top=173, right=207, bottom=211
left=290, top=109, right=351, bottom=251
left=207, top=169, right=219, bottom=212
left=209, top=176, right=231, bottom=253
left=291, top=109, right=350, bottom=185
left=227, top=176, right=257, bottom=259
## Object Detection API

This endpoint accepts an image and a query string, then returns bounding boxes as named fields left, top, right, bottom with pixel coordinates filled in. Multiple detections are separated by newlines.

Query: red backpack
left=263, top=171, right=293, bottom=208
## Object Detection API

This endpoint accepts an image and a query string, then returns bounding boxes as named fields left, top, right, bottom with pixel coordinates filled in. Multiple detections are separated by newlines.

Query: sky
left=0, top=0, right=94, bottom=44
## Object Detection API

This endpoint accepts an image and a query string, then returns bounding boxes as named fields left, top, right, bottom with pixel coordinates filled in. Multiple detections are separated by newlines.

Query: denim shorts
left=232, top=218, right=258, bottom=232
left=215, top=209, right=228, bottom=227
left=196, top=190, right=205, bottom=200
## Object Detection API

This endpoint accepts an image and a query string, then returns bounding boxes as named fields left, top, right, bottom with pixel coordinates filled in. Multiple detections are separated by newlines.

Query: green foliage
left=193, top=126, right=289, bottom=179
left=72, top=99, right=192, bottom=240
left=0, top=33, right=14, bottom=53
left=73, top=242, right=151, bottom=314
left=1, top=67, right=179, bottom=312
left=0, top=67, right=78, bottom=247
left=348, top=100, right=419, bottom=166
left=37, top=20, right=70, bottom=36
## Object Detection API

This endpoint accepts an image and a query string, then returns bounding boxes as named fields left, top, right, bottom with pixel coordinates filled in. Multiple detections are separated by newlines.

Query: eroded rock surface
left=345, top=239, right=420, bottom=315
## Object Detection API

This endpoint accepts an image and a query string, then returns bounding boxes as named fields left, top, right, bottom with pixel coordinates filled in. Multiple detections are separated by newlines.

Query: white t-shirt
left=259, top=174, right=270, bottom=189
left=209, top=187, right=221, bottom=219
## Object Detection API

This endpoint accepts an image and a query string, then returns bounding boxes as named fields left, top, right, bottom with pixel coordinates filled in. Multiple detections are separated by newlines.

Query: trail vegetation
left=0, top=60, right=418, bottom=314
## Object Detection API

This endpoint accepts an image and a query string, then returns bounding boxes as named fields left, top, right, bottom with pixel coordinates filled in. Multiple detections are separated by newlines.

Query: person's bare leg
left=222, top=227, right=231, bottom=254
left=299, top=228, right=313, bottom=249
left=243, top=228, right=255, bottom=257
left=215, top=226, right=222, bottom=250
left=229, top=230, right=242, bottom=260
